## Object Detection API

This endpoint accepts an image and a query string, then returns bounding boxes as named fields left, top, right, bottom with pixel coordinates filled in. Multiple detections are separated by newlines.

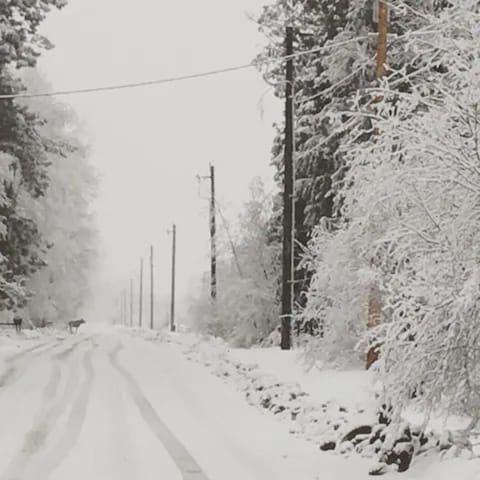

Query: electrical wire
left=0, top=36, right=370, bottom=100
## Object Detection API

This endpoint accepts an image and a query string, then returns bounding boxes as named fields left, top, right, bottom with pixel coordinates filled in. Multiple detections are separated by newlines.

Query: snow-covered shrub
left=301, top=223, right=371, bottom=368
left=189, top=178, right=281, bottom=347
left=20, top=72, right=98, bottom=326
left=172, top=333, right=467, bottom=473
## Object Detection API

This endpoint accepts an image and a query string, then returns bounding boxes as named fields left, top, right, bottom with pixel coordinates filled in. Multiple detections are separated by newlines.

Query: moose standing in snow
left=68, top=319, right=86, bottom=334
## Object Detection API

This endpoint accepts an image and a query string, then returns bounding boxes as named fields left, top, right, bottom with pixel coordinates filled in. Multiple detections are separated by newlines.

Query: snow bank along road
left=0, top=330, right=362, bottom=480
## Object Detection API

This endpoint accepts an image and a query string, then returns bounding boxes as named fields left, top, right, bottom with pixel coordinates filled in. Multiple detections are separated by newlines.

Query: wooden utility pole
left=197, top=166, right=217, bottom=301
left=129, top=279, right=133, bottom=327
left=169, top=224, right=177, bottom=332
left=118, top=293, right=122, bottom=324
left=209, top=164, right=217, bottom=301
left=119, top=293, right=124, bottom=325
left=150, top=245, right=154, bottom=329
left=139, top=257, right=144, bottom=327
left=281, top=25, right=294, bottom=351
left=122, top=289, right=127, bottom=325
left=375, top=0, right=388, bottom=79
left=366, top=0, right=388, bottom=370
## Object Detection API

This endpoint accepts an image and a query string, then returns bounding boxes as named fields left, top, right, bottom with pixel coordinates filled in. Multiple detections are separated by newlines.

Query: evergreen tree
left=0, top=0, right=67, bottom=311
left=256, top=0, right=370, bottom=316
left=257, top=1, right=452, bottom=330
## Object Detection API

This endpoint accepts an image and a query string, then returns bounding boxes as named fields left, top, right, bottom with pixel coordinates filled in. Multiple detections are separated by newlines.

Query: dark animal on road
left=13, top=317, right=22, bottom=333
left=68, top=319, right=86, bottom=334
left=0, top=316, right=22, bottom=333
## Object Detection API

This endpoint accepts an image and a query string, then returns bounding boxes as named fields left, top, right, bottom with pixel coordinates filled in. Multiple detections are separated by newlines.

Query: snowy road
left=0, top=330, right=359, bottom=480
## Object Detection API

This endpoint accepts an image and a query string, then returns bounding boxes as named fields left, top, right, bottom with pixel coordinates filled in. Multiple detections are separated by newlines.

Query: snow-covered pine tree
left=259, top=0, right=449, bottom=358
left=256, top=0, right=375, bottom=321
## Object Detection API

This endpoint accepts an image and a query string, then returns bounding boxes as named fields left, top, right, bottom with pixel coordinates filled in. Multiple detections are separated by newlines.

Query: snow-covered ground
left=0, top=327, right=67, bottom=380
left=229, top=346, right=373, bottom=409
left=0, top=327, right=479, bottom=480
left=163, top=332, right=480, bottom=479
left=0, top=327, right=366, bottom=479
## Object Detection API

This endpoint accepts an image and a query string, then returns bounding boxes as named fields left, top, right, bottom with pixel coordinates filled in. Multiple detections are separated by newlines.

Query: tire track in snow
left=32, top=340, right=97, bottom=479
left=109, top=343, right=210, bottom=480
left=0, top=339, right=71, bottom=389
left=0, top=339, right=89, bottom=480
left=5, top=341, right=54, bottom=362
left=2, top=340, right=97, bottom=480
left=91, top=340, right=141, bottom=479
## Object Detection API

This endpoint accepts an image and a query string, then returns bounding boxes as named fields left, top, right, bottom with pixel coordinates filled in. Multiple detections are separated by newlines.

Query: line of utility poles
left=116, top=230, right=177, bottom=332
left=366, top=0, right=388, bottom=369
left=113, top=5, right=384, bottom=350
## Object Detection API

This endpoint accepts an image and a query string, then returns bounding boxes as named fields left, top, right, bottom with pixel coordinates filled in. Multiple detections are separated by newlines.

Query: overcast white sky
left=37, top=0, right=280, bottom=325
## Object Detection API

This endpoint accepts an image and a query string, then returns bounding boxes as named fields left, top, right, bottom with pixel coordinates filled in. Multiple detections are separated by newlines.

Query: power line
left=0, top=36, right=370, bottom=100
left=7, top=63, right=253, bottom=99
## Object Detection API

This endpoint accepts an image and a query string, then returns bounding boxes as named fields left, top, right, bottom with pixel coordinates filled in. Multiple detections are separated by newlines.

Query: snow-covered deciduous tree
left=19, top=71, right=98, bottom=326
left=305, top=1, right=480, bottom=429
left=191, top=178, right=281, bottom=347
left=219, top=178, right=281, bottom=347
left=0, top=0, right=67, bottom=69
